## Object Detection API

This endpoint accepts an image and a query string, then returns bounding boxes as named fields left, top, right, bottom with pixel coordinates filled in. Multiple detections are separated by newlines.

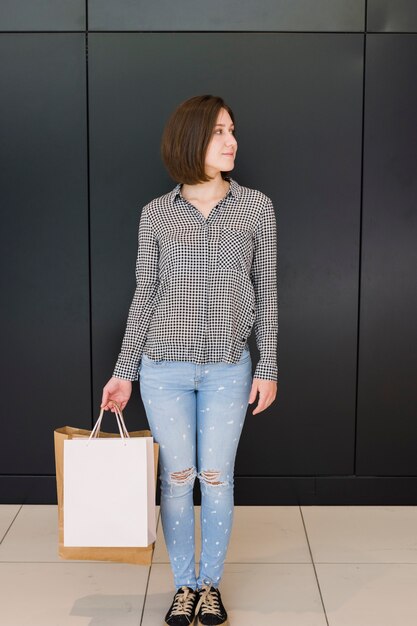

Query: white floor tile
left=317, top=563, right=417, bottom=626
left=142, top=562, right=327, bottom=625
left=222, top=563, right=327, bottom=626
left=0, top=505, right=62, bottom=562
left=140, top=563, right=181, bottom=625
left=0, top=505, right=113, bottom=563
left=0, top=504, right=160, bottom=564
left=302, top=505, right=417, bottom=563
left=227, top=506, right=310, bottom=563
left=0, top=505, right=21, bottom=543
left=0, top=562, right=149, bottom=626
left=153, top=505, right=310, bottom=564
left=3, top=504, right=417, bottom=624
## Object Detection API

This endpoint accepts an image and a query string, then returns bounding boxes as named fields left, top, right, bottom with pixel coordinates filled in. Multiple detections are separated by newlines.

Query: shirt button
left=252, top=308, right=255, bottom=313
left=241, top=338, right=246, bottom=342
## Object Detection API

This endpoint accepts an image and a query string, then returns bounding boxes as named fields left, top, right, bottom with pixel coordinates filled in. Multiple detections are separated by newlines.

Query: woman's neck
left=181, top=175, right=230, bottom=203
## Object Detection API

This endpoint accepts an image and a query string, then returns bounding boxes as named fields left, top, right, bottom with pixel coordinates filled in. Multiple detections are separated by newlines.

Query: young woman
left=101, top=94, right=278, bottom=626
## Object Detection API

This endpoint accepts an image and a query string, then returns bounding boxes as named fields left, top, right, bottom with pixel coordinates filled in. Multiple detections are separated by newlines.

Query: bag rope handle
left=88, top=402, right=130, bottom=440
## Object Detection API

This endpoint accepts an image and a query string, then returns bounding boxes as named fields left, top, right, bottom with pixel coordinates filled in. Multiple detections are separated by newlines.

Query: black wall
left=1, top=1, right=416, bottom=504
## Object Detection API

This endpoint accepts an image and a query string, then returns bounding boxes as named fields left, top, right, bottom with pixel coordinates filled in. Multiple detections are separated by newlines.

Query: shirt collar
left=170, top=176, right=241, bottom=203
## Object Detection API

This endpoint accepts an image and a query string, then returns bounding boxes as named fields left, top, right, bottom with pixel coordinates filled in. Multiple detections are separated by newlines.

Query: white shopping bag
left=63, top=406, right=156, bottom=548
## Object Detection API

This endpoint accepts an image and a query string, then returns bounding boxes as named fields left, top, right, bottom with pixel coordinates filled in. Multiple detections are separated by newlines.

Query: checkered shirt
left=112, top=176, right=278, bottom=382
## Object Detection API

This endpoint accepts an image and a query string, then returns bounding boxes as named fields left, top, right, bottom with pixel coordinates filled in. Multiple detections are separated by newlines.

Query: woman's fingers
left=101, top=389, right=109, bottom=409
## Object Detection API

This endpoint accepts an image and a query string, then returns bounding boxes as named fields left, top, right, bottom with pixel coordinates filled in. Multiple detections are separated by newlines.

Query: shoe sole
left=197, top=619, right=229, bottom=626
left=165, top=621, right=197, bottom=626
left=165, top=620, right=197, bottom=626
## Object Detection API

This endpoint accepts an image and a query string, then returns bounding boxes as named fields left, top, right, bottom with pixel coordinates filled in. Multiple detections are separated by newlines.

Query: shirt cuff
left=253, top=360, right=278, bottom=382
left=112, top=360, right=140, bottom=382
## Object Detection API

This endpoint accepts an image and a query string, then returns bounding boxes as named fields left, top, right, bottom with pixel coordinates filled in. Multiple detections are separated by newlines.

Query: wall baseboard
left=1, top=476, right=416, bottom=505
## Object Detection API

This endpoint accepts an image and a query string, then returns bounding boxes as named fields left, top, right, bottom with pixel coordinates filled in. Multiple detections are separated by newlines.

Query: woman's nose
left=226, top=134, right=237, bottom=147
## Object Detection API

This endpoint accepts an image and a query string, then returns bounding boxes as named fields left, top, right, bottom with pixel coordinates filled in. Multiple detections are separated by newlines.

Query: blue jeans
left=139, top=347, right=252, bottom=590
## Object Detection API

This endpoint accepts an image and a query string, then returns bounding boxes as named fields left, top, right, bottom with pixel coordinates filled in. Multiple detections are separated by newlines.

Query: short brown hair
left=161, top=94, right=235, bottom=185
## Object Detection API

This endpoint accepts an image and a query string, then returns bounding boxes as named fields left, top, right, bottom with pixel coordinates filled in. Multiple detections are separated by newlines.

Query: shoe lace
left=195, top=584, right=222, bottom=618
left=170, top=586, right=196, bottom=617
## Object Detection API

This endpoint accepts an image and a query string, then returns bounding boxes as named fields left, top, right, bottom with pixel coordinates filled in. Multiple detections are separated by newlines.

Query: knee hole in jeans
left=198, top=470, right=226, bottom=486
left=169, top=466, right=197, bottom=486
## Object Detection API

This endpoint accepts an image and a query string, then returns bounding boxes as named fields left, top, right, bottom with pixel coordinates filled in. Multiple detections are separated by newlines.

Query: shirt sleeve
left=112, top=206, right=160, bottom=381
left=250, top=197, right=278, bottom=381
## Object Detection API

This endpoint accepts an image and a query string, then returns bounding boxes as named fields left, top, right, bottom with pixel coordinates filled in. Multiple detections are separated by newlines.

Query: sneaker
left=195, top=585, right=229, bottom=626
left=164, top=586, right=199, bottom=626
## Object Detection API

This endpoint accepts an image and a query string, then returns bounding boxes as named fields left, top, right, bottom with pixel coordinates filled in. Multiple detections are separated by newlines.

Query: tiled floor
left=1, top=505, right=417, bottom=625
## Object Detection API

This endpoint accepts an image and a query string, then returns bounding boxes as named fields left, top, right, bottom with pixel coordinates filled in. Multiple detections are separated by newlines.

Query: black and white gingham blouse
left=112, top=176, right=278, bottom=382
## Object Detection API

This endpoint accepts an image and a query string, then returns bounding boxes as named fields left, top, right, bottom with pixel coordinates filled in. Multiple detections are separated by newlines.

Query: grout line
left=139, top=559, right=153, bottom=624
left=0, top=559, right=153, bottom=565
left=139, top=568, right=152, bottom=626
left=152, top=560, right=417, bottom=565
left=2, top=560, right=417, bottom=565
left=272, top=561, right=417, bottom=565
left=0, top=561, right=115, bottom=564
left=299, top=505, right=330, bottom=626
left=0, top=505, right=23, bottom=546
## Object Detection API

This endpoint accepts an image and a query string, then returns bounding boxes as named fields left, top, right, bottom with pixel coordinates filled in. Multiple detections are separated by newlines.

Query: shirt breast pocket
left=218, top=227, right=253, bottom=273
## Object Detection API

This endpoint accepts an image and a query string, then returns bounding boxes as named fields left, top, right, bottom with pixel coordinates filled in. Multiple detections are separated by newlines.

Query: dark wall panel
left=0, top=1, right=85, bottom=31
left=368, top=0, right=417, bottom=32
left=88, top=0, right=364, bottom=31
left=0, top=34, right=90, bottom=474
left=357, top=35, right=417, bottom=474
left=89, top=33, right=363, bottom=476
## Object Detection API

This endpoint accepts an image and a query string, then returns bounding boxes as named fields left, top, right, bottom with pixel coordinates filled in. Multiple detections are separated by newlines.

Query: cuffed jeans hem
left=175, top=582, right=198, bottom=591
left=197, top=579, right=220, bottom=590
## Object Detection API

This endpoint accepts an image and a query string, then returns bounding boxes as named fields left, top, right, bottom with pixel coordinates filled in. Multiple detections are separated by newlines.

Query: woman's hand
left=101, top=377, right=132, bottom=412
left=249, top=378, right=278, bottom=415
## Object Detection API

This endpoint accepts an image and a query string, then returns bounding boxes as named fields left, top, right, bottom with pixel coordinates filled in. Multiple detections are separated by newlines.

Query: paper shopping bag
left=54, top=407, right=159, bottom=565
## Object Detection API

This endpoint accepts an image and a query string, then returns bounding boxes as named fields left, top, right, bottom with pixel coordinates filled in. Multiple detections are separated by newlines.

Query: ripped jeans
left=139, top=347, right=252, bottom=590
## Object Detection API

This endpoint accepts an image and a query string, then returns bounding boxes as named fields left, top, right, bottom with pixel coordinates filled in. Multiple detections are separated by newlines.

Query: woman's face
left=205, top=107, right=238, bottom=177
